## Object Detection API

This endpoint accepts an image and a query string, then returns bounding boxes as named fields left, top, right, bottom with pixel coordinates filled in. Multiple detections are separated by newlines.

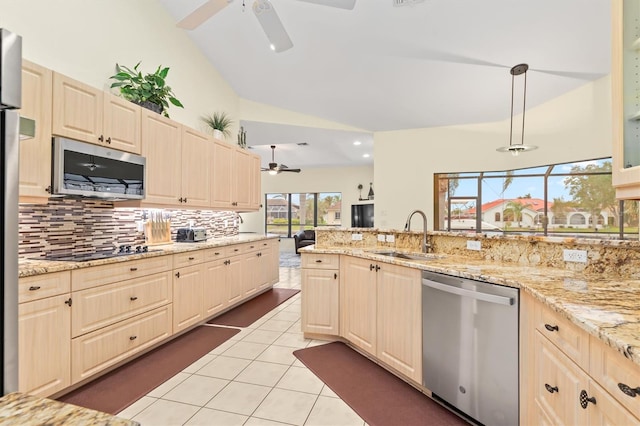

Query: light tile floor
left=117, top=265, right=366, bottom=426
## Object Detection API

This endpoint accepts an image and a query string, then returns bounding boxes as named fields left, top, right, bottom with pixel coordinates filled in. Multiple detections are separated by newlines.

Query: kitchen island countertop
left=302, top=245, right=640, bottom=368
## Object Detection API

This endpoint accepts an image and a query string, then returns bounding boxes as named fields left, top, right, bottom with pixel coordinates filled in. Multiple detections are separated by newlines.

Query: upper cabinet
left=20, top=60, right=53, bottom=201
left=613, top=0, right=640, bottom=199
left=211, top=139, right=262, bottom=212
left=52, top=73, right=141, bottom=154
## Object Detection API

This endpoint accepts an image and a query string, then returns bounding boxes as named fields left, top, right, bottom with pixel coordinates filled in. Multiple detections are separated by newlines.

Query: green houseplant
left=109, top=62, right=184, bottom=118
left=201, top=112, right=233, bottom=139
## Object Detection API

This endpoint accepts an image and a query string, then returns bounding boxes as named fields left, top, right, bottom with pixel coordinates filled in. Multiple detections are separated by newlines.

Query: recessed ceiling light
left=269, top=44, right=276, bottom=51
left=353, top=141, right=362, bottom=146
left=363, top=153, right=370, bottom=158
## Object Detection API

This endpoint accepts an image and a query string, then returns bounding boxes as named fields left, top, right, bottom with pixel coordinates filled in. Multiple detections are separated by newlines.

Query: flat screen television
left=351, top=203, right=374, bottom=227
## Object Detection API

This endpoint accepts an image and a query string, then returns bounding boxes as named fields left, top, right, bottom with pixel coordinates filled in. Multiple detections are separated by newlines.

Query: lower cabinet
left=173, top=263, right=205, bottom=333
left=18, top=293, right=71, bottom=397
left=301, top=253, right=340, bottom=336
left=340, top=255, right=422, bottom=383
left=71, top=305, right=172, bottom=383
left=523, top=292, right=640, bottom=425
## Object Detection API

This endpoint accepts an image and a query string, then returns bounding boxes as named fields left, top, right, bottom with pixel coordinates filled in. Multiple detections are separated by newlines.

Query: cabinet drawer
left=173, top=250, right=205, bottom=268
left=301, top=253, right=339, bottom=269
left=71, top=304, right=172, bottom=384
left=227, top=244, right=245, bottom=257
left=534, top=302, right=589, bottom=369
left=72, top=271, right=172, bottom=337
left=590, top=335, right=640, bottom=420
left=205, top=246, right=231, bottom=261
left=71, top=255, right=172, bottom=291
left=19, top=271, right=71, bottom=303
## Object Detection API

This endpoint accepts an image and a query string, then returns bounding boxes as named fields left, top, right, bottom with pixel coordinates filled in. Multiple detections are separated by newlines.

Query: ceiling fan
left=261, top=145, right=301, bottom=174
left=176, top=0, right=356, bottom=52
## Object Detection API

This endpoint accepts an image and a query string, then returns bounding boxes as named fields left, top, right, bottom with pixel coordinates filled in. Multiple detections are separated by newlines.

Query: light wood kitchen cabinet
left=376, top=263, right=421, bottom=383
left=52, top=73, right=141, bottom=153
left=203, top=256, right=229, bottom=318
left=172, top=254, right=205, bottom=333
left=210, top=139, right=262, bottom=211
left=19, top=270, right=70, bottom=304
left=261, top=239, right=279, bottom=288
left=522, top=292, right=640, bottom=425
left=301, top=253, right=340, bottom=336
left=612, top=0, right=640, bottom=198
left=140, top=109, right=182, bottom=205
left=340, top=255, right=377, bottom=356
left=181, top=127, right=211, bottom=207
left=18, top=292, right=71, bottom=397
left=20, top=59, right=52, bottom=201
left=71, top=305, right=172, bottom=384
left=72, top=271, right=172, bottom=337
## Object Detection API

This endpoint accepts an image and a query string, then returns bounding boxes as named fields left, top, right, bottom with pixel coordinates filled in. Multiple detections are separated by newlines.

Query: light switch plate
left=377, top=234, right=386, bottom=242
left=351, top=233, right=363, bottom=241
left=467, top=240, right=481, bottom=251
left=563, top=249, right=587, bottom=263
left=386, top=235, right=395, bottom=243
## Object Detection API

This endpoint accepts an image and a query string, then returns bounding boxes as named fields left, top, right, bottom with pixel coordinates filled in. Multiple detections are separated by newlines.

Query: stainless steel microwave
left=52, top=137, right=146, bottom=200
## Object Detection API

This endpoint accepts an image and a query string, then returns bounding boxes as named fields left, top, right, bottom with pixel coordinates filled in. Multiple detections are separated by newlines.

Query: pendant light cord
left=509, top=73, right=515, bottom=147
left=521, top=70, right=527, bottom=146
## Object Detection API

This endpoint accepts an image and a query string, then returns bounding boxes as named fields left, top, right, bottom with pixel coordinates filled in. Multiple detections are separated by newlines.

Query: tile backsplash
left=19, top=198, right=240, bottom=259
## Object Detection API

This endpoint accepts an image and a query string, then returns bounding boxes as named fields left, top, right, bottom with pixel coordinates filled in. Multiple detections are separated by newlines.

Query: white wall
left=374, top=75, right=612, bottom=230
left=1, top=0, right=239, bottom=135
left=240, top=165, right=374, bottom=234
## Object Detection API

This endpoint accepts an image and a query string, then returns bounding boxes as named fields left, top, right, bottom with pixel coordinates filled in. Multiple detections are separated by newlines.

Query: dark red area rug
left=207, top=288, right=300, bottom=327
left=58, top=325, right=239, bottom=415
left=294, top=342, right=469, bottom=426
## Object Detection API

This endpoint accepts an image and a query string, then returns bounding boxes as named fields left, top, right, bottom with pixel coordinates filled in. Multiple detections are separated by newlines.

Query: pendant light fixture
left=496, top=63, right=538, bottom=156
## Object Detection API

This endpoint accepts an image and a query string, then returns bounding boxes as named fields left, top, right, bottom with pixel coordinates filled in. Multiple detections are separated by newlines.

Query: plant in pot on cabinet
left=202, top=111, right=233, bottom=140
left=109, top=62, right=184, bottom=118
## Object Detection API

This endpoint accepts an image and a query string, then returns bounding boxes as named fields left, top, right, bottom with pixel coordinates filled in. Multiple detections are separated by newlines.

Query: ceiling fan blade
left=281, top=168, right=301, bottom=173
left=529, top=68, right=606, bottom=81
left=177, top=0, right=233, bottom=30
left=253, top=0, right=293, bottom=52
left=298, top=0, right=356, bottom=10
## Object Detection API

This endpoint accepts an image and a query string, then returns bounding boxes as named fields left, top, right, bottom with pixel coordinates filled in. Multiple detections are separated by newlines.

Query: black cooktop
left=39, top=245, right=154, bottom=262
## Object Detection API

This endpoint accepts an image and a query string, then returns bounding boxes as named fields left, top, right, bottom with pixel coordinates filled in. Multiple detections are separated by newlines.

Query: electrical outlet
left=351, top=233, right=363, bottom=241
left=386, top=234, right=395, bottom=243
left=378, top=234, right=386, bottom=242
left=563, top=249, right=587, bottom=263
left=466, top=240, right=481, bottom=251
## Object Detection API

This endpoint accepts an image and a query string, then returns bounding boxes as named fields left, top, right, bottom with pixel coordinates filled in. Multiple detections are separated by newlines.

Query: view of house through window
left=435, top=158, right=640, bottom=240
left=265, top=192, right=342, bottom=237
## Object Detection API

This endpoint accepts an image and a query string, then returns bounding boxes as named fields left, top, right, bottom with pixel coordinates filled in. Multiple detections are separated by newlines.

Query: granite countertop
left=18, top=234, right=279, bottom=278
left=0, top=392, right=138, bottom=425
left=302, top=246, right=640, bottom=368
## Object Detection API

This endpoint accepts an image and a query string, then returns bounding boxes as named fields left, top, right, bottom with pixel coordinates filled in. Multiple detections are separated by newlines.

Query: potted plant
left=202, top=111, right=233, bottom=140
left=109, top=62, right=184, bottom=118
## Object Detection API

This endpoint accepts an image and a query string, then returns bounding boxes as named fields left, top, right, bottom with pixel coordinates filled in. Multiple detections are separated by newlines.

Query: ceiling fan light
left=253, top=0, right=294, bottom=52
left=268, top=169, right=278, bottom=175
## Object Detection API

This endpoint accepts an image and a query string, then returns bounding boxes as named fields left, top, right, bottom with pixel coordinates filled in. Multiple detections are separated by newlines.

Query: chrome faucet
left=404, top=210, right=430, bottom=253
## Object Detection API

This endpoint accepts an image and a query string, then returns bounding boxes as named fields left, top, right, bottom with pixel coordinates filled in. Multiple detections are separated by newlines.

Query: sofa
left=293, top=229, right=316, bottom=254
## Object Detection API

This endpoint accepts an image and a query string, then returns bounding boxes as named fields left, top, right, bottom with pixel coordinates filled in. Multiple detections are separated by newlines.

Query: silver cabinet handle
left=422, top=279, right=514, bottom=306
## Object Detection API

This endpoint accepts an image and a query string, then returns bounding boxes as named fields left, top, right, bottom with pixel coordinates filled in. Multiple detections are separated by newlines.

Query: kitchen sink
left=371, top=250, right=444, bottom=261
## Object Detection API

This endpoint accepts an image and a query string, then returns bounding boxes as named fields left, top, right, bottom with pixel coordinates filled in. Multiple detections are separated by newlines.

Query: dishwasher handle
left=422, top=278, right=515, bottom=306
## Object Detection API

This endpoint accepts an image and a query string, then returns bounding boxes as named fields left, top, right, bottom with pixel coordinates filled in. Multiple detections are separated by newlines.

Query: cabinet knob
left=130, top=267, right=138, bottom=272
left=98, top=135, right=104, bottom=142
left=375, top=265, right=381, bottom=272
left=105, top=136, right=111, bottom=144
left=45, top=185, right=51, bottom=193
left=214, top=252, right=220, bottom=255
left=189, top=256, right=195, bottom=260
left=370, top=264, right=375, bottom=271
left=544, top=383, right=558, bottom=394
left=579, top=390, right=596, bottom=409
left=175, top=272, right=181, bottom=278
left=618, top=383, right=640, bottom=398
left=129, top=335, right=137, bottom=341
left=130, top=296, right=138, bottom=301
left=28, top=286, right=41, bottom=291
left=64, top=298, right=72, bottom=307
left=544, top=324, right=559, bottom=332
left=334, top=273, right=337, bottom=279
left=315, top=260, right=323, bottom=263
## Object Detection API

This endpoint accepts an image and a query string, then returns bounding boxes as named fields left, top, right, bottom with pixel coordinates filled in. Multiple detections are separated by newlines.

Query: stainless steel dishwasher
left=422, top=270, right=519, bottom=426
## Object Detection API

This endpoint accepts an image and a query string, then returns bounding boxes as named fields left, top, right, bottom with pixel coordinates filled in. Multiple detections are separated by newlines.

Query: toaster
left=176, top=227, right=207, bottom=242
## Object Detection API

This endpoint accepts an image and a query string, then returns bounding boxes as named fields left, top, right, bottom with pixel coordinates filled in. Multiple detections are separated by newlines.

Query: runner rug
left=207, top=288, right=300, bottom=327
left=57, top=325, right=239, bottom=415
left=293, top=342, right=469, bottom=426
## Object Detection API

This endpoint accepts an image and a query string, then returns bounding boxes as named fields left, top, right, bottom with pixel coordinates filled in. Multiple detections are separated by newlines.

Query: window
left=265, top=192, right=342, bottom=237
left=435, top=158, right=639, bottom=240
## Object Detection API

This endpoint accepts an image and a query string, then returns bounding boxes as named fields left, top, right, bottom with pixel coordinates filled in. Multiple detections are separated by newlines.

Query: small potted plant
left=202, top=112, right=233, bottom=140
left=109, top=62, right=184, bottom=118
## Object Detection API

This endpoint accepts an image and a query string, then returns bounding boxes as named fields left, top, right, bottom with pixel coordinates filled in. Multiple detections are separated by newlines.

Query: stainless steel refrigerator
left=1, top=28, right=22, bottom=395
